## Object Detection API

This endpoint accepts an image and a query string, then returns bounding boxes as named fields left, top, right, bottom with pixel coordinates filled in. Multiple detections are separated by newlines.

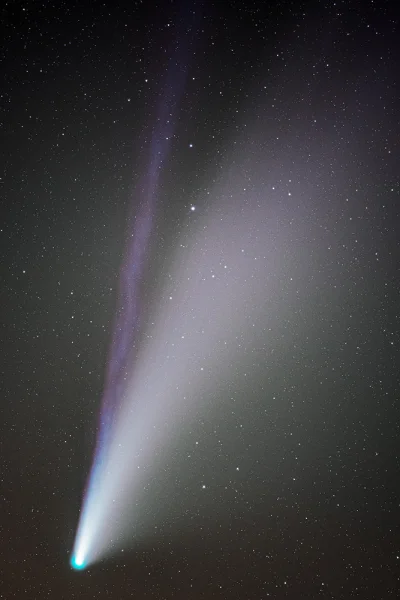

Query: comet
left=71, top=3, right=202, bottom=570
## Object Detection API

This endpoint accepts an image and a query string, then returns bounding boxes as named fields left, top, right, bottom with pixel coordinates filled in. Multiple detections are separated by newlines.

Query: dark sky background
left=1, top=0, right=399, bottom=598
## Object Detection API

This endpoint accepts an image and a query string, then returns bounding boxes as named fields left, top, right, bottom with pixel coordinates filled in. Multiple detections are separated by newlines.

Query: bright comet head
left=70, top=554, right=86, bottom=570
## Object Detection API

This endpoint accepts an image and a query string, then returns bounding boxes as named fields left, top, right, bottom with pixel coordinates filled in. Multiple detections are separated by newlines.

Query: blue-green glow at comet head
left=70, top=555, right=86, bottom=570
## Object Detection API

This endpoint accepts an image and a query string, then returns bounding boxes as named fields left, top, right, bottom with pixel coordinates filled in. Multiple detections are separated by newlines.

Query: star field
left=1, top=0, right=399, bottom=598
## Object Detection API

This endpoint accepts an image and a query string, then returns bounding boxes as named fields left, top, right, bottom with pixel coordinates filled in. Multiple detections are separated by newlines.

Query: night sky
left=1, top=0, right=400, bottom=598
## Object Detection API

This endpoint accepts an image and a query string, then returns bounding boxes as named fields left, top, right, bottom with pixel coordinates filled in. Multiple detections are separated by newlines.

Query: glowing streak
left=71, top=3, right=201, bottom=568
